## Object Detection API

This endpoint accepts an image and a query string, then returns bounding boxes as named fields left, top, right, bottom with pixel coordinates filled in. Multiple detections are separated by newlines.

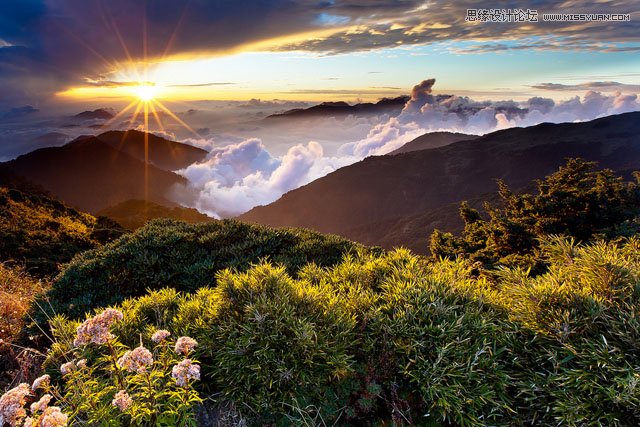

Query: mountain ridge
left=0, top=130, right=208, bottom=213
left=240, top=112, right=640, bottom=251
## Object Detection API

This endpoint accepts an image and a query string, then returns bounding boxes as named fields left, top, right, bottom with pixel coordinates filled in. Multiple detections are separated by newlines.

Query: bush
left=0, top=264, right=49, bottom=389
left=431, top=159, right=640, bottom=270
left=3, top=309, right=202, bottom=426
left=37, top=219, right=370, bottom=322
left=0, top=263, right=47, bottom=343
left=40, top=240, right=640, bottom=426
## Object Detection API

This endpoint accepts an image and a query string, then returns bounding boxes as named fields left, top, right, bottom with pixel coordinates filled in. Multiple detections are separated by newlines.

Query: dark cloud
left=275, top=1, right=639, bottom=54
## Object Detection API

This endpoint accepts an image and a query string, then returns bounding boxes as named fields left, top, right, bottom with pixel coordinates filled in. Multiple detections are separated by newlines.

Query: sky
left=0, top=0, right=638, bottom=108
left=0, top=0, right=639, bottom=217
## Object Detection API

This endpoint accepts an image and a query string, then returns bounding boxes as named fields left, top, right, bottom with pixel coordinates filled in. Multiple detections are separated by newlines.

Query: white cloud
left=179, top=138, right=354, bottom=217
left=177, top=79, right=640, bottom=218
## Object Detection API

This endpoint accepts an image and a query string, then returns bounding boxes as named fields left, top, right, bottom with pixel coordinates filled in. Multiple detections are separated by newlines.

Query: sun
left=131, top=84, right=157, bottom=102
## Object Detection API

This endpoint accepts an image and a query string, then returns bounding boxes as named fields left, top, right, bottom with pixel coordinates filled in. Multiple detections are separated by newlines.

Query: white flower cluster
left=0, top=381, right=68, bottom=427
left=174, top=336, right=197, bottom=355
left=171, top=359, right=201, bottom=387
left=151, top=329, right=171, bottom=343
left=0, top=383, right=31, bottom=426
left=117, top=346, right=154, bottom=373
left=111, top=390, right=132, bottom=412
left=74, top=308, right=123, bottom=346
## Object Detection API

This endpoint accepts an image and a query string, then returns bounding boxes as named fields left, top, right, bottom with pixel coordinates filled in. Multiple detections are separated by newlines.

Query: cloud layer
left=177, top=78, right=640, bottom=217
left=179, top=138, right=354, bottom=217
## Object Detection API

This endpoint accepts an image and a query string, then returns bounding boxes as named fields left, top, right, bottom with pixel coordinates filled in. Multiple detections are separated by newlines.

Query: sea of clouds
left=177, top=78, right=640, bottom=218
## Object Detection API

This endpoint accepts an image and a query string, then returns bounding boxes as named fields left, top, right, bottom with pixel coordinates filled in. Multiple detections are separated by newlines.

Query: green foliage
left=0, top=186, right=125, bottom=277
left=430, top=159, right=640, bottom=269
left=38, top=219, right=369, bottom=322
left=43, top=311, right=202, bottom=426
left=45, top=240, right=640, bottom=425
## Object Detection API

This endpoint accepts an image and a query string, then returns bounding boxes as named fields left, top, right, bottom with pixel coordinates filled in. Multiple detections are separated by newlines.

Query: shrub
left=40, top=241, right=640, bottom=426
left=31, top=309, right=202, bottom=426
left=431, top=159, right=640, bottom=270
left=0, top=263, right=47, bottom=343
left=37, top=219, right=370, bottom=322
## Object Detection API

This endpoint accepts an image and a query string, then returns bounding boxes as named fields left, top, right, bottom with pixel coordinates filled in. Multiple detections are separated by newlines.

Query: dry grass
left=0, top=263, right=48, bottom=343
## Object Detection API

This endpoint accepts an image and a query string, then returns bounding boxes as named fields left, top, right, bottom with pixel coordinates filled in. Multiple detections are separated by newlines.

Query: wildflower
left=60, top=361, right=75, bottom=375
left=171, top=359, right=200, bottom=387
left=39, top=406, right=68, bottom=427
left=31, top=374, right=50, bottom=391
left=73, top=308, right=123, bottom=347
left=23, top=416, right=36, bottom=427
left=174, top=336, right=198, bottom=355
left=111, top=390, right=132, bottom=412
left=76, top=359, right=87, bottom=369
left=151, top=329, right=171, bottom=343
left=117, top=346, right=154, bottom=373
left=30, top=394, right=52, bottom=413
left=0, top=383, right=30, bottom=426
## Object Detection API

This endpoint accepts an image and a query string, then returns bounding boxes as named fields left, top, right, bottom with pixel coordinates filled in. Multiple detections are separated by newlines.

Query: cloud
left=178, top=138, right=353, bottom=217
left=273, top=1, right=640, bottom=55
left=341, top=79, right=640, bottom=158
left=177, top=77, right=640, bottom=219
left=1, top=0, right=639, bottom=107
left=531, top=81, right=640, bottom=92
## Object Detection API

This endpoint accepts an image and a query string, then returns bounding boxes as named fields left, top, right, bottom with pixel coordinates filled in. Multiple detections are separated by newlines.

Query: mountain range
left=0, top=130, right=207, bottom=213
left=3, top=112, right=639, bottom=252
left=241, top=111, right=640, bottom=252
left=265, top=96, right=409, bottom=120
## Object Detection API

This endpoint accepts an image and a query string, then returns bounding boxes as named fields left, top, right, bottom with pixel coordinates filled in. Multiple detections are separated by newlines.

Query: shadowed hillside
left=389, top=131, right=478, bottom=155
left=1, top=134, right=195, bottom=212
left=96, top=130, right=208, bottom=170
left=98, top=199, right=214, bottom=230
left=241, top=112, right=640, bottom=252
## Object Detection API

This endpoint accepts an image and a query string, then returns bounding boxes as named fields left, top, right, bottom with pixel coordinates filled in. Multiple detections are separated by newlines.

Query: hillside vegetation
left=38, top=219, right=371, bottom=321
left=431, top=159, right=640, bottom=270
left=3, top=158, right=640, bottom=426
left=45, top=238, right=640, bottom=425
left=0, top=186, right=125, bottom=276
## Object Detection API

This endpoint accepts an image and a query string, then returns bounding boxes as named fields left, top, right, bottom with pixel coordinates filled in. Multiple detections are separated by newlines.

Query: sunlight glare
left=131, top=84, right=157, bottom=102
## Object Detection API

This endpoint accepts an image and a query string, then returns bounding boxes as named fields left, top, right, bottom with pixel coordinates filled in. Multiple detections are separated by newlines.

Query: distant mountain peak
left=73, top=108, right=115, bottom=121
left=265, top=96, right=410, bottom=120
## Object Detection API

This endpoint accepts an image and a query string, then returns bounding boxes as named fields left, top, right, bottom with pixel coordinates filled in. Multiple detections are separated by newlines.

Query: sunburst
left=82, top=4, right=202, bottom=206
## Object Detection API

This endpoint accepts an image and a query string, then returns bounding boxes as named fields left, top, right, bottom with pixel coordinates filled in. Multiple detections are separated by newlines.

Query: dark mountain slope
left=73, top=108, right=114, bottom=121
left=240, top=112, right=640, bottom=251
left=97, top=199, right=214, bottom=230
left=389, top=131, right=478, bottom=155
left=265, top=96, right=409, bottom=120
left=2, top=136, right=187, bottom=212
left=95, top=130, right=208, bottom=171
